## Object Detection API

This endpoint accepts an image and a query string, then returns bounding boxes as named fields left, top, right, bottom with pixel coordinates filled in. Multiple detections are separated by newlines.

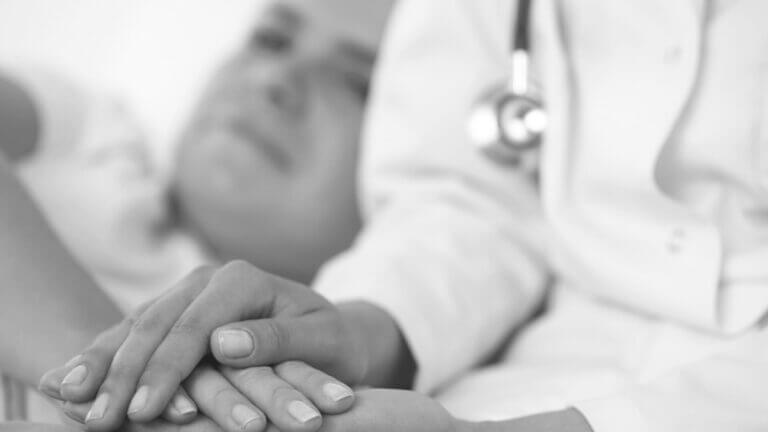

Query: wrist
left=337, top=301, right=416, bottom=388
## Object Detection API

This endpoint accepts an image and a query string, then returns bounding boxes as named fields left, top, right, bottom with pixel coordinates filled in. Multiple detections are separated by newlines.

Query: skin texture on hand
left=463, top=408, right=594, bottom=432
left=294, top=390, right=592, bottom=432
left=39, top=260, right=403, bottom=432
left=48, top=360, right=353, bottom=432
left=308, top=389, right=460, bottom=432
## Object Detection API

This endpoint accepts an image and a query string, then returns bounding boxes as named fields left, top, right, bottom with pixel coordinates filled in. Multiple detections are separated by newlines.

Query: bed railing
left=1, top=373, right=27, bottom=421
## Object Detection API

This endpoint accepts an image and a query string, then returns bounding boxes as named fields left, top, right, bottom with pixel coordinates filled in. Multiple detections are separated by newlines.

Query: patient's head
left=172, top=0, right=394, bottom=283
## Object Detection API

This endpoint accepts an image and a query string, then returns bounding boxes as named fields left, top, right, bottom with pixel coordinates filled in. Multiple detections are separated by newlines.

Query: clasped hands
left=38, top=261, right=458, bottom=432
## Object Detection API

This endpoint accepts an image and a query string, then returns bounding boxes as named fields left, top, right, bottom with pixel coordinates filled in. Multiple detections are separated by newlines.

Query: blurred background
left=0, top=0, right=394, bottom=422
left=0, top=0, right=261, bottom=165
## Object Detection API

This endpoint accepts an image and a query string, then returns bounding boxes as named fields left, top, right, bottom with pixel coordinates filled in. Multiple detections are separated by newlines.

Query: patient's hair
left=0, top=73, right=40, bottom=162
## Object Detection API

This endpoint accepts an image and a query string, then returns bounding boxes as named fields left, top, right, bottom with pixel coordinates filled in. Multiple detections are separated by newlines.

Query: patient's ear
left=0, top=73, right=40, bottom=162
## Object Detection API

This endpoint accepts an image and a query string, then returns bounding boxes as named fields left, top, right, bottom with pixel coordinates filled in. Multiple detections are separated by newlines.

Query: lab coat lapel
left=538, top=0, right=705, bottom=193
left=535, top=0, right=571, bottom=211
left=536, top=0, right=723, bottom=328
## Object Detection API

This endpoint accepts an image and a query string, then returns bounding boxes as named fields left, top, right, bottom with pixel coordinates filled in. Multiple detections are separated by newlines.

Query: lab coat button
left=666, top=228, right=686, bottom=253
left=663, top=46, right=682, bottom=63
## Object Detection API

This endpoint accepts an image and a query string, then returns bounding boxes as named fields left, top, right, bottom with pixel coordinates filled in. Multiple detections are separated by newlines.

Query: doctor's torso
left=522, top=0, right=768, bottom=333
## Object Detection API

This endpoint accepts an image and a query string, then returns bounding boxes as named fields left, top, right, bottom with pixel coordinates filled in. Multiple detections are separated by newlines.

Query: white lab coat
left=314, top=0, right=768, bottom=430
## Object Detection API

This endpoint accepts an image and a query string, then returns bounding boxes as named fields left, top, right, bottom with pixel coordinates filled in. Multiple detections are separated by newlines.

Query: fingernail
left=218, top=330, right=254, bottom=358
left=232, top=404, right=263, bottom=430
left=64, top=406, right=85, bottom=423
left=128, top=386, right=149, bottom=414
left=171, top=392, right=197, bottom=416
left=85, top=393, right=110, bottom=422
left=38, top=370, right=62, bottom=395
left=287, top=401, right=320, bottom=424
left=65, top=355, right=83, bottom=368
left=323, top=382, right=353, bottom=402
left=61, top=365, right=88, bottom=386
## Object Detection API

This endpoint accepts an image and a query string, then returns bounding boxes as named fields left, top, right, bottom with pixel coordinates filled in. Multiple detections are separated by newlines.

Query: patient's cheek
left=0, top=74, right=40, bottom=162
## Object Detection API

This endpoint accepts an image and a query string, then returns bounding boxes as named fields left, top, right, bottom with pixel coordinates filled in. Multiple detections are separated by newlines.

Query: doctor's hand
left=290, top=389, right=460, bottom=432
left=38, top=261, right=412, bottom=430
left=300, top=390, right=593, bottom=432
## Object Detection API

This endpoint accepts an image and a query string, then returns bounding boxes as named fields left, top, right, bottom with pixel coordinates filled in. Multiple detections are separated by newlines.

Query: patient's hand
left=44, top=360, right=351, bottom=432
left=39, top=266, right=355, bottom=432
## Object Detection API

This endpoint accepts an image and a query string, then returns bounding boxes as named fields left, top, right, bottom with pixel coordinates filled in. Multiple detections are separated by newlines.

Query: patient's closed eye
left=744, top=206, right=768, bottom=222
left=343, top=73, right=369, bottom=100
left=251, top=28, right=293, bottom=54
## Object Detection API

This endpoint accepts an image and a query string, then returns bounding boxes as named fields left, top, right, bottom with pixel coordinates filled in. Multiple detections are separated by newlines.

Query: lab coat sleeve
left=313, top=0, right=550, bottom=393
left=574, top=325, right=768, bottom=432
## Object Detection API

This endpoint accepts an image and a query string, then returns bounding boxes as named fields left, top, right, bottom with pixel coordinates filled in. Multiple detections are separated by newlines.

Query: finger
left=121, top=415, right=223, bottom=432
left=61, top=400, right=92, bottom=424
left=40, top=300, right=157, bottom=402
left=128, top=261, right=312, bottom=421
left=182, top=365, right=267, bottom=432
left=162, top=388, right=198, bottom=424
left=56, top=322, right=132, bottom=403
left=84, top=267, right=215, bottom=432
left=273, top=362, right=354, bottom=414
left=211, top=313, right=354, bottom=381
left=39, top=365, right=70, bottom=400
left=221, top=366, right=322, bottom=432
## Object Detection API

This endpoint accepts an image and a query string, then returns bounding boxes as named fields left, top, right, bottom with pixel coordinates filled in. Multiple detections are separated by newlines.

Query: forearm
left=338, top=301, right=415, bottom=388
left=0, top=157, right=121, bottom=385
left=458, top=408, right=593, bottom=432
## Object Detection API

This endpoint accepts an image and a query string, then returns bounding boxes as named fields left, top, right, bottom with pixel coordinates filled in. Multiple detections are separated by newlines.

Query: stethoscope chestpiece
left=466, top=0, right=546, bottom=165
left=467, top=81, right=546, bottom=164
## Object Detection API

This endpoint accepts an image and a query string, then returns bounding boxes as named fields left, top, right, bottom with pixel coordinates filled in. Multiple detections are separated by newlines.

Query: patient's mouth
left=225, top=116, right=292, bottom=171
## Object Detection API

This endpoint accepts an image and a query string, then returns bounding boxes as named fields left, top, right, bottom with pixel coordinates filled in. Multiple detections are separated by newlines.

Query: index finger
left=125, top=261, right=320, bottom=423
left=81, top=266, right=215, bottom=432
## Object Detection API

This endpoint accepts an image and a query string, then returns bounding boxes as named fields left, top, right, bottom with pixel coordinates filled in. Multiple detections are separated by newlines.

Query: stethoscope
left=467, top=0, right=546, bottom=164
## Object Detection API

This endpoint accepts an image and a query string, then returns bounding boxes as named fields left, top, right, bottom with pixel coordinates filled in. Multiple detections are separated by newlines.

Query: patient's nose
left=246, top=64, right=304, bottom=119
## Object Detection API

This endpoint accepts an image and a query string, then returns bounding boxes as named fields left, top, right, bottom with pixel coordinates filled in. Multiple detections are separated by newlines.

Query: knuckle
left=79, top=346, right=106, bottom=364
left=129, top=314, right=164, bottom=335
left=220, top=259, right=256, bottom=276
left=143, top=359, right=186, bottom=386
left=271, top=385, right=300, bottom=405
left=191, top=264, right=217, bottom=278
left=234, top=366, right=273, bottom=384
left=80, top=347, right=116, bottom=370
left=103, top=361, right=141, bottom=384
left=212, top=385, right=239, bottom=403
left=169, top=317, right=208, bottom=341
left=259, top=320, right=287, bottom=353
left=219, top=260, right=271, bottom=289
left=185, top=264, right=217, bottom=281
left=274, top=361, right=311, bottom=380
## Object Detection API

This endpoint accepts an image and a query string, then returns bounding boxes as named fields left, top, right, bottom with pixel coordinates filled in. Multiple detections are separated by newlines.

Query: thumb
left=210, top=313, right=361, bottom=382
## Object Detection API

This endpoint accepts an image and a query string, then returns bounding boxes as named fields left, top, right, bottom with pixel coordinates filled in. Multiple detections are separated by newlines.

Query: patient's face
left=174, top=1, right=384, bottom=283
